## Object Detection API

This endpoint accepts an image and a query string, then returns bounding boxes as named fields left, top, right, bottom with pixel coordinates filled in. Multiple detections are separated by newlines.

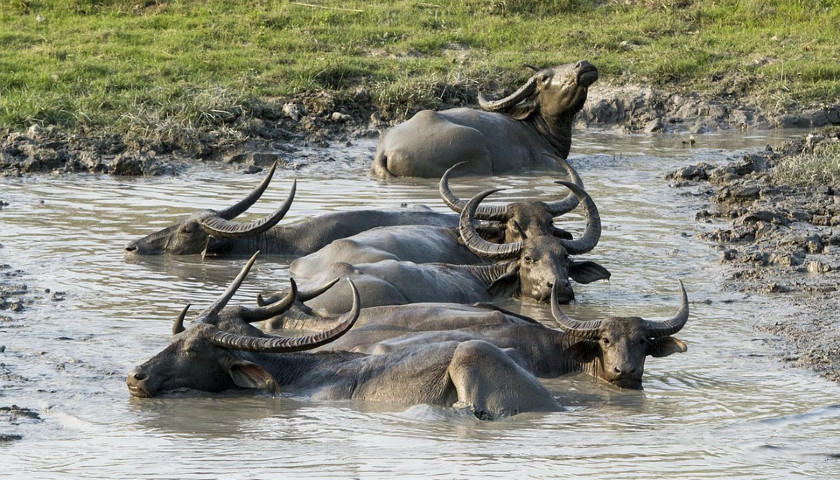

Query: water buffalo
left=126, top=253, right=561, bottom=420
left=124, top=162, right=457, bottom=257
left=371, top=60, right=598, bottom=178
left=289, top=156, right=586, bottom=278
left=288, top=224, right=487, bottom=279
left=260, top=182, right=610, bottom=315
left=272, top=281, right=690, bottom=390
left=438, top=156, right=584, bottom=243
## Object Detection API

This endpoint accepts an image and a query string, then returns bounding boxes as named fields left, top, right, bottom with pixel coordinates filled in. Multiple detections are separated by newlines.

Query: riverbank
left=668, top=129, right=840, bottom=383
left=2, top=82, right=839, bottom=177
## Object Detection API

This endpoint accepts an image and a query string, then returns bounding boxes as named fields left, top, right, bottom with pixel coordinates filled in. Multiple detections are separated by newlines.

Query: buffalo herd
left=126, top=61, right=690, bottom=420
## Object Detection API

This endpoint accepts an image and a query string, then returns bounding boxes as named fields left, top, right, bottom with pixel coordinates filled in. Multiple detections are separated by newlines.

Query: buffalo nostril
left=133, top=372, right=147, bottom=381
left=613, top=367, right=622, bottom=374
left=575, top=61, right=583, bottom=68
left=125, top=244, right=137, bottom=252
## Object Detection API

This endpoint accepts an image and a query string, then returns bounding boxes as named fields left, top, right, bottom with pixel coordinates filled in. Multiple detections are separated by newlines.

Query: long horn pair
left=439, top=157, right=582, bottom=220
left=200, top=162, right=297, bottom=238
left=255, top=278, right=340, bottom=306
left=459, top=181, right=600, bottom=258
left=552, top=280, right=690, bottom=339
left=205, top=280, right=360, bottom=353
left=171, top=251, right=360, bottom=353
left=172, top=250, right=264, bottom=333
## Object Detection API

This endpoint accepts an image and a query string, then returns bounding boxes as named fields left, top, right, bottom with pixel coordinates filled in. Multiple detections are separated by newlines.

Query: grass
left=1, top=0, right=839, bottom=137
left=773, top=140, right=840, bottom=187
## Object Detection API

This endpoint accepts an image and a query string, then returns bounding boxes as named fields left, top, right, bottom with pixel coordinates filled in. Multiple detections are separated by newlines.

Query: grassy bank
left=1, top=0, right=839, bottom=136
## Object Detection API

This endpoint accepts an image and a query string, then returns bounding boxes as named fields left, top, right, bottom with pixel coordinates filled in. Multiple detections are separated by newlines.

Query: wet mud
left=668, top=130, right=840, bottom=383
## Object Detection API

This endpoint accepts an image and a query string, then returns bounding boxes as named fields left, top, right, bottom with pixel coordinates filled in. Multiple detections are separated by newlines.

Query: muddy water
left=1, top=131, right=838, bottom=479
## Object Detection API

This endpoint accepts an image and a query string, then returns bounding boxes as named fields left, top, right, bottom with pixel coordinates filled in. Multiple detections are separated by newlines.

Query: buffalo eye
left=524, top=255, right=534, bottom=263
left=601, top=337, right=611, bottom=346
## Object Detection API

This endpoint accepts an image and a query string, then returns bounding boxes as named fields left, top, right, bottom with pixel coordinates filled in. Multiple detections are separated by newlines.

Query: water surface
left=1, top=130, right=838, bottom=479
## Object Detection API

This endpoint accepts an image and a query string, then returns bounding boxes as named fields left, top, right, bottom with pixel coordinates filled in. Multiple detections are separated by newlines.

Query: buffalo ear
left=508, top=101, right=538, bottom=120
left=487, top=266, right=521, bottom=296
left=569, top=261, right=611, bottom=284
left=228, top=360, right=279, bottom=394
left=649, top=337, right=687, bottom=358
left=566, top=341, right=599, bottom=363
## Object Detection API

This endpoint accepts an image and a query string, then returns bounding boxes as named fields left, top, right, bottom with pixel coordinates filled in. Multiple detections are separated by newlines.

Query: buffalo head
left=479, top=60, right=597, bottom=157
left=124, top=163, right=295, bottom=256
left=552, top=280, right=690, bottom=389
left=440, top=155, right=583, bottom=242
left=126, top=252, right=359, bottom=397
left=460, top=182, right=610, bottom=303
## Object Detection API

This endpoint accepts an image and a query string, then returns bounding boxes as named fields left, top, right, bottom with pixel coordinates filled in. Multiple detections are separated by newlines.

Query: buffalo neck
left=235, top=349, right=366, bottom=388
left=525, top=112, right=574, bottom=159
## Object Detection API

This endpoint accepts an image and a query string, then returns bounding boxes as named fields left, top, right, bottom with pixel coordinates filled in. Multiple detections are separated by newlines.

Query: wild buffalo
left=371, top=60, right=598, bottom=178
left=290, top=156, right=586, bottom=278
left=439, top=156, right=584, bottom=242
left=260, top=182, right=610, bottom=315
left=124, top=162, right=457, bottom=257
left=307, top=281, right=690, bottom=390
left=126, top=253, right=562, bottom=420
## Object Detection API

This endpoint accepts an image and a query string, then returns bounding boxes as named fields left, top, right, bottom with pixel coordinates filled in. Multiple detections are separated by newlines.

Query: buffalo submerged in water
left=371, top=60, right=598, bottom=178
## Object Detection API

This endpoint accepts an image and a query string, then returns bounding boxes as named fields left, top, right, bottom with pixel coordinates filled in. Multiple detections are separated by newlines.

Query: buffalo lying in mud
left=290, top=156, right=587, bottom=277
left=123, top=162, right=457, bottom=257
left=439, top=156, right=584, bottom=242
left=371, top=60, right=598, bottom=178
left=261, top=182, right=610, bottom=315
left=126, top=253, right=561, bottom=420
left=272, top=281, right=689, bottom=390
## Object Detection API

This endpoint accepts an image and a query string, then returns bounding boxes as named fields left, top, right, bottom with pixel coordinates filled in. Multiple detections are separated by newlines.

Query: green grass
left=1, top=0, right=839, bottom=136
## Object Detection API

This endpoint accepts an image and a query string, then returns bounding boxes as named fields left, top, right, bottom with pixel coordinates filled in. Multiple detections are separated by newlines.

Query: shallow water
left=2, top=130, right=839, bottom=479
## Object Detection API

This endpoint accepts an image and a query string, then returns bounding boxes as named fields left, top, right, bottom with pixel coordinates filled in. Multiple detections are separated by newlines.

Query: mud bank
left=669, top=131, right=840, bottom=383
left=2, top=85, right=839, bottom=177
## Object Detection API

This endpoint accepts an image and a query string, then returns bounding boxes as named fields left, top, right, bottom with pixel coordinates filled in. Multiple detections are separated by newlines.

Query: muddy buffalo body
left=127, top=253, right=561, bottom=420
left=124, top=162, right=457, bottom=257
left=371, top=60, right=598, bottom=178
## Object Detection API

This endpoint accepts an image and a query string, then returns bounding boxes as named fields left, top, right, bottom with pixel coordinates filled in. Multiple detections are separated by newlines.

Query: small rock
left=282, top=103, right=302, bottom=121
left=330, top=112, right=352, bottom=123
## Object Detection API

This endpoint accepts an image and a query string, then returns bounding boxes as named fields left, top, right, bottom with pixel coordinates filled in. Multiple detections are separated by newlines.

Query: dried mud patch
left=669, top=130, right=840, bottom=383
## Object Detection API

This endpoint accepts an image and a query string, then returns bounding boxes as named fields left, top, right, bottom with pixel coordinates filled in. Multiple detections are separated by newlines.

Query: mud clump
left=669, top=130, right=840, bottom=383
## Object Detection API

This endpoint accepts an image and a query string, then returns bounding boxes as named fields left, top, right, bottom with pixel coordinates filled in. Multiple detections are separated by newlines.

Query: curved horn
left=256, top=277, right=339, bottom=306
left=542, top=154, right=584, bottom=217
left=439, top=162, right=509, bottom=220
left=216, top=161, right=278, bottom=220
left=172, top=303, right=191, bottom=334
left=555, top=181, right=601, bottom=255
left=550, top=282, right=602, bottom=339
left=459, top=189, right=522, bottom=259
left=478, top=75, right=538, bottom=113
left=195, top=251, right=261, bottom=323
left=642, top=280, right=689, bottom=338
left=522, top=63, right=541, bottom=72
left=205, top=280, right=361, bottom=353
left=200, top=178, right=296, bottom=239
left=241, top=278, right=298, bottom=323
